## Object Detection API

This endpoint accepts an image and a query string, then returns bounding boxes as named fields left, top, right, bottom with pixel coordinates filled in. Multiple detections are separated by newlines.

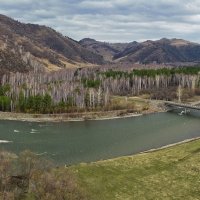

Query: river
left=0, top=111, right=199, bottom=164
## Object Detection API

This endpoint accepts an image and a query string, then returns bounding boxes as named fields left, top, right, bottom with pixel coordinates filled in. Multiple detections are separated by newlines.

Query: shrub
left=0, top=150, right=87, bottom=200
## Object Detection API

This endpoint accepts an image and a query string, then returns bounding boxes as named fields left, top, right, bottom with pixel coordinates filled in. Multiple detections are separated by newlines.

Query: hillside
left=80, top=38, right=200, bottom=64
left=114, top=38, right=200, bottom=64
left=0, top=14, right=104, bottom=74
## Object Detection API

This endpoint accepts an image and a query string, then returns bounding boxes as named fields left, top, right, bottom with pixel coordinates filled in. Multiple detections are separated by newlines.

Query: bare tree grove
left=0, top=65, right=200, bottom=113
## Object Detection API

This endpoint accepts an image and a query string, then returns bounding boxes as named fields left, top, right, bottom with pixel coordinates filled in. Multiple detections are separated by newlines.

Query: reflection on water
left=170, top=108, right=200, bottom=118
left=0, top=112, right=199, bottom=164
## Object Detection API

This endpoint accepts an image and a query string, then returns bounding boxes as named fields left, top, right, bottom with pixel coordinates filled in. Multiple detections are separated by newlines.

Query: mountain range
left=80, top=38, right=200, bottom=64
left=0, top=14, right=200, bottom=74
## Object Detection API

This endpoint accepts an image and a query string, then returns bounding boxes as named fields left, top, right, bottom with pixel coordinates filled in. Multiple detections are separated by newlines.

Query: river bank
left=141, top=136, right=200, bottom=154
left=0, top=110, right=140, bottom=122
left=0, top=96, right=166, bottom=122
left=0, top=105, right=164, bottom=122
left=89, top=136, right=200, bottom=165
left=72, top=138, right=200, bottom=200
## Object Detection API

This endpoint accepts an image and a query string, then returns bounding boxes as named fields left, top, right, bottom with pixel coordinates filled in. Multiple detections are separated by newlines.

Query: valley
left=0, top=13, right=200, bottom=200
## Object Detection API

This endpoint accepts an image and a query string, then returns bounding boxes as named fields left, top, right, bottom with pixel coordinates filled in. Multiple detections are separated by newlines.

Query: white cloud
left=0, top=0, right=32, bottom=3
left=0, top=0, right=200, bottom=43
left=80, top=1, right=114, bottom=9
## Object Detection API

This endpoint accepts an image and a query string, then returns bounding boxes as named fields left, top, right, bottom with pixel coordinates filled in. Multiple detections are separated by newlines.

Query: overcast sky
left=0, top=0, right=200, bottom=43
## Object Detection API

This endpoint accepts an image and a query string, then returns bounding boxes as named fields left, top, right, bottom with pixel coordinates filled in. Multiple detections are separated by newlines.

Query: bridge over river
left=165, top=101, right=200, bottom=111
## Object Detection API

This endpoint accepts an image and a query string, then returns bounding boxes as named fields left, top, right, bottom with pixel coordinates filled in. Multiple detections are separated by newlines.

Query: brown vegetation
left=0, top=150, right=86, bottom=200
left=0, top=14, right=104, bottom=74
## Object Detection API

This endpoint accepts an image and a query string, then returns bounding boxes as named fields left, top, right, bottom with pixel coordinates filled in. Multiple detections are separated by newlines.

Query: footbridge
left=165, top=101, right=200, bottom=111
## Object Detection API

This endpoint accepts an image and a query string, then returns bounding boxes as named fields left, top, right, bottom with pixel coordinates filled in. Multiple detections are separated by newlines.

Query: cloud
left=80, top=1, right=114, bottom=9
left=0, top=0, right=200, bottom=43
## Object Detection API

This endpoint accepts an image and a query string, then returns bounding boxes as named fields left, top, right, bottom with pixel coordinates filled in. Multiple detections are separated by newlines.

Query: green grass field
left=72, top=139, right=200, bottom=200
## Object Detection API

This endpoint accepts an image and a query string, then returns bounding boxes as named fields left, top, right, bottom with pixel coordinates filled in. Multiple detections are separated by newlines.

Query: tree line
left=0, top=66, right=200, bottom=113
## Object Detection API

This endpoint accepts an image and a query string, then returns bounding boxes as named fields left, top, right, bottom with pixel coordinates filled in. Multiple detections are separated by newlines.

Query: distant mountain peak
left=79, top=38, right=139, bottom=62
left=80, top=38, right=97, bottom=43
left=155, top=38, right=195, bottom=46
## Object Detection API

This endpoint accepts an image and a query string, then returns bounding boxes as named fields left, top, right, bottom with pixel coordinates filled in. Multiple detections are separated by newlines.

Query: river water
left=0, top=111, right=199, bottom=164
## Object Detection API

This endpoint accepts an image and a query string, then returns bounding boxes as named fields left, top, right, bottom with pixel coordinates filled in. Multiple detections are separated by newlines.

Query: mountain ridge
left=0, top=14, right=104, bottom=74
left=80, top=37, right=200, bottom=64
left=1, top=13, right=200, bottom=75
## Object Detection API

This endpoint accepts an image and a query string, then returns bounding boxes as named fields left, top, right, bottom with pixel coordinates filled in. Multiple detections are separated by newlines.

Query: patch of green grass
left=71, top=140, right=200, bottom=200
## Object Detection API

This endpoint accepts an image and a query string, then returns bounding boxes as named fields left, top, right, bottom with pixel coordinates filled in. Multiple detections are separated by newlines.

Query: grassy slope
left=72, top=139, right=200, bottom=200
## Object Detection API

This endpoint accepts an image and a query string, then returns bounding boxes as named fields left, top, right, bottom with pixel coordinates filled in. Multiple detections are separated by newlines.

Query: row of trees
left=0, top=66, right=200, bottom=113
left=102, top=67, right=200, bottom=78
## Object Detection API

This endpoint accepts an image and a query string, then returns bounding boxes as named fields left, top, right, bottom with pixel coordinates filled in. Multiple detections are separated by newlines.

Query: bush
left=0, top=150, right=87, bottom=200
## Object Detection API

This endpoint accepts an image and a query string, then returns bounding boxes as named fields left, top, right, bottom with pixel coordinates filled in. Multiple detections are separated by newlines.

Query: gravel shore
left=0, top=109, right=161, bottom=122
